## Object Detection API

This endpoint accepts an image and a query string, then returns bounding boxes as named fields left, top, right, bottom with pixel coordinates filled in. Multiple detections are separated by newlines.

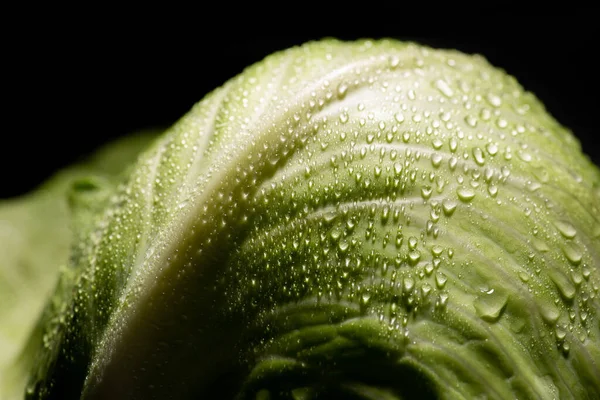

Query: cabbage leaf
left=1, top=39, right=599, bottom=400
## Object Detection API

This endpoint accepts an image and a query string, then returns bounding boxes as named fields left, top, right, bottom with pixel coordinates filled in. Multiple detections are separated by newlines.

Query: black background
left=3, top=21, right=598, bottom=199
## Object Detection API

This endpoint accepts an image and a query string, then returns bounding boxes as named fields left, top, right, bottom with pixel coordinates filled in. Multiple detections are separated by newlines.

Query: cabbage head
left=1, top=39, right=599, bottom=400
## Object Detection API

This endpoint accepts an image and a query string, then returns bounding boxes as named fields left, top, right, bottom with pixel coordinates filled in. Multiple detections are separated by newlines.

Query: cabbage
left=1, top=39, right=599, bottom=399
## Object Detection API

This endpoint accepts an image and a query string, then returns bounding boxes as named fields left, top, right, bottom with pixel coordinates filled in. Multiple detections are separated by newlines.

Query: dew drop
left=474, top=289, right=508, bottom=322
left=337, top=82, right=348, bottom=99
left=425, top=262, right=434, bottom=275
left=517, top=150, right=532, bottom=162
left=421, top=186, right=433, bottom=199
left=561, top=341, right=570, bottom=356
left=408, top=237, right=418, bottom=249
left=464, top=115, right=477, bottom=127
left=338, top=240, right=349, bottom=252
left=434, top=79, right=454, bottom=97
left=393, top=163, right=403, bottom=176
left=408, top=250, right=421, bottom=265
left=457, top=188, right=476, bottom=202
left=437, top=292, right=449, bottom=308
left=562, top=242, right=583, bottom=265
left=403, top=276, right=415, bottom=292
left=431, top=153, right=443, bottom=168
left=532, top=237, right=550, bottom=252
left=540, top=302, right=560, bottom=324
left=435, top=271, right=447, bottom=289
left=448, top=156, right=458, bottom=171
left=555, top=326, right=567, bottom=341
left=554, top=220, right=577, bottom=239
left=422, top=283, right=432, bottom=298
left=486, top=93, right=502, bottom=107
left=389, top=55, right=400, bottom=68
left=549, top=270, right=576, bottom=301
left=442, top=199, right=457, bottom=216
left=361, top=293, right=371, bottom=306
left=486, top=143, right=498, bottom=156
left=432, top=138, right=443, bottom=150
left=570, top=270, right=583, bottom=286
left=449, top=138, right=458, bottom=153
left=431, top=245, right=443, bottom=257
left=472, top=147, right=485, bottom=166
left=518, top=271, right=530, bottom=282
left=496, top=118, right=508, bottom=129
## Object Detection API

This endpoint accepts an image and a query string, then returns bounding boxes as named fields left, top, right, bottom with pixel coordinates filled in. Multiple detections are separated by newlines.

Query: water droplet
left=517, top=150, right=532, bottom=162
left=474, top=289, right=508, bottom=322
left=540, top=302, right=560, bottom=324
left=434, top=79, right=454, bottom=97
left=457, top=188, right=476, bottom=202
left=442, top=199, right=457, bottom=216
left=431, top=153, right=443, bottom=168
left=408, top=250, right=421, bottom=265
left=437, top=292, right=449, bottom=308
left=464, top=115, right=477, bottom=127
left=518, top=271, right=530, bottom=282
left=486, top=93, right=502, bottom=107
left=555, top=326, right=567, bottom=341
left=472, top=147, right=485, bottom=166
left=549, top=270, right=576, bottom=301
left=425, top=262, right=434, bottom=275
left=449, top=138, right=458, bottom=153
left=487, top=185, right=498, bottom=197
left=435, top=271, right=447, bottom=289
left=562, top=242, right=583, bottom=265
left=432, top=138, right=443, bottom=149
left=330, top=229, right=341, bottom=241
left=496, top=118, right=508, bottom=129
left=486, top=143, right=498, bottom=156
left=361, top=293, right=371, bottom=306
left=449, top=156, right=458, bottom=170
left=532, top=237, right=550, bottom=252
left=570, top=270, right=583, bottom=286
left=421, top=283, right=432, bottom=298
left=582, top=265, right=591, bottom=279
left=403, top=276, right=415, bottom=292
left=421, top=186, right=433, bottom=199
left=393, top=163, right=403, bottom=176
left=408, top=237, right=418, bottom=249
left=338, top=240, right=349, bottom=252
left=554, top=220, right=577, bottom=239
left=480, top=108, right=492, bottom=121
left=337, top=82, right=348, bottom=99
left=339, top=112, right=349, bottom=124
left=389, top=55, right=400, bottom=68
left=561, top=341, right=570, bottom=356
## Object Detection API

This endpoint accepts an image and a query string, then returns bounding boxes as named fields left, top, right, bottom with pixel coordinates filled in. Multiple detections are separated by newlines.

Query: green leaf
left=6, top=39, right=600, bottom=399
left=0, top=130, right=159, bottom=399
